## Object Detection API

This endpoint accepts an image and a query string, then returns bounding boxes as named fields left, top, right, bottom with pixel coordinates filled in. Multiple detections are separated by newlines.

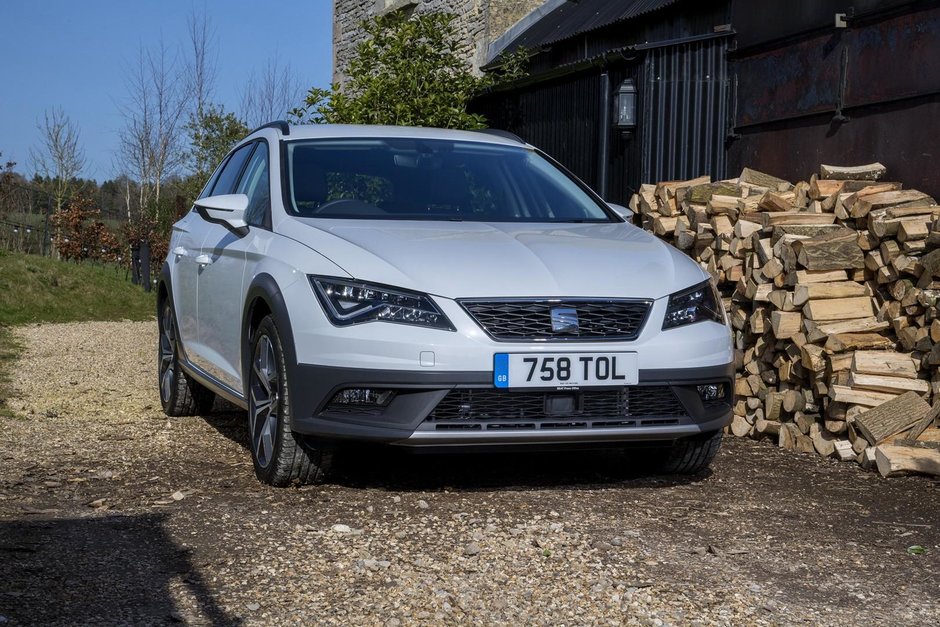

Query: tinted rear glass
left=285, top=138, right=613, bottom=223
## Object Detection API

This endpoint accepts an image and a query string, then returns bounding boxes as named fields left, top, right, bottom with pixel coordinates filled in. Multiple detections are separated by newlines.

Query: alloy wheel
left=249, top=334, right=280, bottom=468
left=159, top=304, right=177, bottom=403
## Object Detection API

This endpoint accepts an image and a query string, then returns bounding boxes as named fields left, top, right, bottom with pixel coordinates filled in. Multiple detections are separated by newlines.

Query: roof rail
left=475, top=128, right=525, bottom=144
left=250, top=120, right=290, bottom=136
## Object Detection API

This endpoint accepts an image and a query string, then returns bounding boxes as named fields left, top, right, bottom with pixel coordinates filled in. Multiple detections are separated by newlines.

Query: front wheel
left=248, top=315, right=332, bottom=486
left=655, top=430, right=723, bottom=474
left=158, top=301, right=215, bottom=416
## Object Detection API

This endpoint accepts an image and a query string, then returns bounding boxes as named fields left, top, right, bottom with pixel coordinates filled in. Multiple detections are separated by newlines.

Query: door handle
left=194, top=254, right=213, bottom=265
left=172, top=246, right=188, bottom=257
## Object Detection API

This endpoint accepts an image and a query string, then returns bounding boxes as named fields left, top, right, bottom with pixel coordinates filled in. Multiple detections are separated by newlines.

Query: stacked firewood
left=631, top=162, right=940, bottom=477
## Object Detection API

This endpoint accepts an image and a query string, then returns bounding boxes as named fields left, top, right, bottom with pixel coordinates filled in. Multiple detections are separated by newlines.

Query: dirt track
left=1, top=321, right=938, bottom=625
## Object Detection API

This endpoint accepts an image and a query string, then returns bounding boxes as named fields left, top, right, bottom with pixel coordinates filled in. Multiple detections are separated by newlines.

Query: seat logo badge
left=551, top=307, right=579, bottom=333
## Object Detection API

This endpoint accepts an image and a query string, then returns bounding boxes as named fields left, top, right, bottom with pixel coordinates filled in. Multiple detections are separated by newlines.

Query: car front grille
left=459, top=299, right=652, bottom=341
left=426, top=387, right=686, bottom=431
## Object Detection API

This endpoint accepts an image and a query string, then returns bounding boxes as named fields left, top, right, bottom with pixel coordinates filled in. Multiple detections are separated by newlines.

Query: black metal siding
left=476, top=72, right=603, bottom=189
left=640, top=37, right=730, bottom=185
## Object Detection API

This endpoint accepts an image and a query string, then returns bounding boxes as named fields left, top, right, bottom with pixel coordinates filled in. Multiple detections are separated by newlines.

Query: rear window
left=285, top=138, right=613, bottom=223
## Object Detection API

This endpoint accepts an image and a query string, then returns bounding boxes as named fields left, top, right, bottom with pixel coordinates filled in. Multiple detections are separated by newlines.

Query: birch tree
left=30, top=108, right=86, bottom=213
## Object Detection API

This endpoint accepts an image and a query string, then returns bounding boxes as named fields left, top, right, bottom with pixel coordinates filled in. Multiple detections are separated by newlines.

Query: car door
left=168, top=158, right=228, bottom=360
left=195, top=140, right=272, bottom=391
left=184, top=141, right=257, bottom=379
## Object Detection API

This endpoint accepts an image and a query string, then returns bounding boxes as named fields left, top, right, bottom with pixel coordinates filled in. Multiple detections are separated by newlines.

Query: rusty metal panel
left=846, top=6, right=940, bottom=107
left=734, top=31, right=843, bottom=126
left=728, top=95, right=940, bottom=199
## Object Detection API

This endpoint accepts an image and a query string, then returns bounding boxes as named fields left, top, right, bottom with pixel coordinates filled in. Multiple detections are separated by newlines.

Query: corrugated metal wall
left=474, top=36, right=731, bottom=203
left=640, top=37, right=730, bottom=185
left=476, top=72, right=604, bottom=190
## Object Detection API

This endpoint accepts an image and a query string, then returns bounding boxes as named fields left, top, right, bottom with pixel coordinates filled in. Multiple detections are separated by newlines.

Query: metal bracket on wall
left=832, top=45, right=851, bottom=124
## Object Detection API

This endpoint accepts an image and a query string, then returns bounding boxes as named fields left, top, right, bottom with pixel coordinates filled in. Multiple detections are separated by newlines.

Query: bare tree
left=240, top=55, right=303, bottom=128
left=30, top=108, right=86, bottom=213
left=118, top=40, right=188, bottom=217
left=186, top=7, right=217, bottom=118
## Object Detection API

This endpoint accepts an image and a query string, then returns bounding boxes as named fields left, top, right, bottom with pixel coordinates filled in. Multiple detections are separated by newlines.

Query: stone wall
left=332, top=0, right=544, bottom=84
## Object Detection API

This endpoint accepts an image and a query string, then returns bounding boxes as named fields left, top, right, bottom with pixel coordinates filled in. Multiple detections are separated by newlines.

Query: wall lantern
left=615, top=78, right=637, bottom=138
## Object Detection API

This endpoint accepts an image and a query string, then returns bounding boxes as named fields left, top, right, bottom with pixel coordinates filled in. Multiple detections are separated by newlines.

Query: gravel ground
left=1, top=320, right=939, bottom=626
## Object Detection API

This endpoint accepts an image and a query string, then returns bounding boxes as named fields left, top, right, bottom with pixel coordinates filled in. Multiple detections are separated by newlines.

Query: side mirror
left=194, top=194, right=249, bottom=236
left=606, top=202, right=635, bottom=222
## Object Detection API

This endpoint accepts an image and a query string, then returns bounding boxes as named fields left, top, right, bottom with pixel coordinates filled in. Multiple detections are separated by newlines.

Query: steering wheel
left=310, top=198, right=366, bottom=214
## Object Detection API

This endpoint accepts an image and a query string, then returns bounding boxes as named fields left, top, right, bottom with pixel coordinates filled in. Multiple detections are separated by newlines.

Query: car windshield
left=285, top=138, right=614, bottom=222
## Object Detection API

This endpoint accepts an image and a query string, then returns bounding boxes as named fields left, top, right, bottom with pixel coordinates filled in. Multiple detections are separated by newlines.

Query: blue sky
left=0, top=0, right=333, bottom=181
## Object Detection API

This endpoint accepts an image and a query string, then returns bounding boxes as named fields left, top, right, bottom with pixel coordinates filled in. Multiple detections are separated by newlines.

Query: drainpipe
left=597, top=70, right=611, bottom=199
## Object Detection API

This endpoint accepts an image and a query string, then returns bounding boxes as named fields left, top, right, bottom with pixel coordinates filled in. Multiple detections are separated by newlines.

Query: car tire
left=656, top=430, right=722, bottom=474
left=248, top=315, right=332, bottom=486
left=159, top=301, right=215, bottom=417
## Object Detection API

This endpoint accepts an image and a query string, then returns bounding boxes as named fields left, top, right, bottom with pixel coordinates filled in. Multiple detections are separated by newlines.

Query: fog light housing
left=329, top=388, right=395, bottom=406
left=697, top=384, right=726, bottom=402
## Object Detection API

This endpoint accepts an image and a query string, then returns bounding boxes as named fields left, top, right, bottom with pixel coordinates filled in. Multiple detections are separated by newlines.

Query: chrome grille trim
left=458, top=298, right=652, bottom=342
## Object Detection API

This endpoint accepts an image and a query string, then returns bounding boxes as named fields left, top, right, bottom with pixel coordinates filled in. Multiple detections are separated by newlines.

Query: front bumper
left=289, top=362, right=734, bottom=447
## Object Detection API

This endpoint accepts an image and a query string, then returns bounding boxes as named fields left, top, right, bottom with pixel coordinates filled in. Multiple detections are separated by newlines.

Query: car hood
left=283, top=218, right=708, bottom=300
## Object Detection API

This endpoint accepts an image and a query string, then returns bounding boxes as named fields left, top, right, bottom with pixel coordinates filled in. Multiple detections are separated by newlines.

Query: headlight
left=662, top=280, right=725, bottom=330
left=310, top=276, right=455, bottom=330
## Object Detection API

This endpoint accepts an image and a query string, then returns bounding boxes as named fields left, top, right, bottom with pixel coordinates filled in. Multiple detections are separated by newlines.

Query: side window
left=236, top=143, right=270, bottom=227
left=197, top=156, right=228, bottom=200
left=210, top=142, right=255, bottom=196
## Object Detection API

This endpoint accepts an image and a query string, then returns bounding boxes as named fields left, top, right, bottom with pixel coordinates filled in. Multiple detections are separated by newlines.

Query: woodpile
left=631, top=162, right=940, bottom=478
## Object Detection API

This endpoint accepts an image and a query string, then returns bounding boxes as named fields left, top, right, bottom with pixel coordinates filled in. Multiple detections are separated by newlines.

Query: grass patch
left=0, top=250, right=155, bottom=415
left=0, top=250, right=155, bottom=325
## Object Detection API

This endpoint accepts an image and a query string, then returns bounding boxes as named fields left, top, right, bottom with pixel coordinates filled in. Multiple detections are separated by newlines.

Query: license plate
left=493, top=353, right=638, bottom=389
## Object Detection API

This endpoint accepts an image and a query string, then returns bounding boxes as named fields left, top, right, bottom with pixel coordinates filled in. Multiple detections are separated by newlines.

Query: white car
left=158, top=122, right=734, bottom=486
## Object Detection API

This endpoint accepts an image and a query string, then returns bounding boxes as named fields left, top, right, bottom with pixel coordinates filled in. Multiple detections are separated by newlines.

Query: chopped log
left=782, top=389, right=806, bottom=413
left=832, top=439, right=855, bottom=461
left=854, top=391, right=931, bottom=445
left=806, top=318, right=890, bottom=343
left=860, top=446, right=878, bottom=469
left=792, top=227, right=865, bottom=270
left=819, top=162, right=886, bottom=181
left=905, top=402, right=940, bottom=440
left=897, top=218, right=930, bottom=242
left=792, top=281, right=868, bottom=306
left=885, top=204, right=940, bottom=219
left=795, top=412, right=816, bottom=435
left=810, top=177, right=845, bottom=199
left=792, top=269, right=849, bottom=285
left=755, top=418, right=781, bottom=435
left=800, top=344, right=826, bottom=373
left=688, top=181, right=742, bottom=204
left=846, top=372, right=930, bottom=395
left=810, top=422, right=836, bottom=457
left=824, top=332, right=895, bottom=353
left=829, top=385, right=898, bottom=408
left=770, top=311, right=802, bottom=339
left=759, top=191, right=794, bottom=212
left=761, top=212, right=837, bottom=227
left=730, top=414, right=753, bottom=437
left=851, top=190, right=933, bottom=218
left=741, top=167, right=793, bottom=191
left=852, top=350, right=919, bottom=378
left=803, top=296, right=876, bottom=321
left=779, top=422, right=798, bottom=450
left=875, top=445, right=940, bottom=478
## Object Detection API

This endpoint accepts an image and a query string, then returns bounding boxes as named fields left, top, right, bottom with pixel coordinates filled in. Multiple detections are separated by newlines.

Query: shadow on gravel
left=200, top=407, right=710, bottom=492
left=0, top=513, right=238, bottom=625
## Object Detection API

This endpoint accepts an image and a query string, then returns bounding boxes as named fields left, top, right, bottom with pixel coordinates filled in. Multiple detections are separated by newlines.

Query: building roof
left=499, top=0, right=680, bottom=53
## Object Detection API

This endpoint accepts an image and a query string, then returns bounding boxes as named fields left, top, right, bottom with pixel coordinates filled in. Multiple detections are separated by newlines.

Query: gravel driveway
left=1, top=321, right=938, bottom=626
